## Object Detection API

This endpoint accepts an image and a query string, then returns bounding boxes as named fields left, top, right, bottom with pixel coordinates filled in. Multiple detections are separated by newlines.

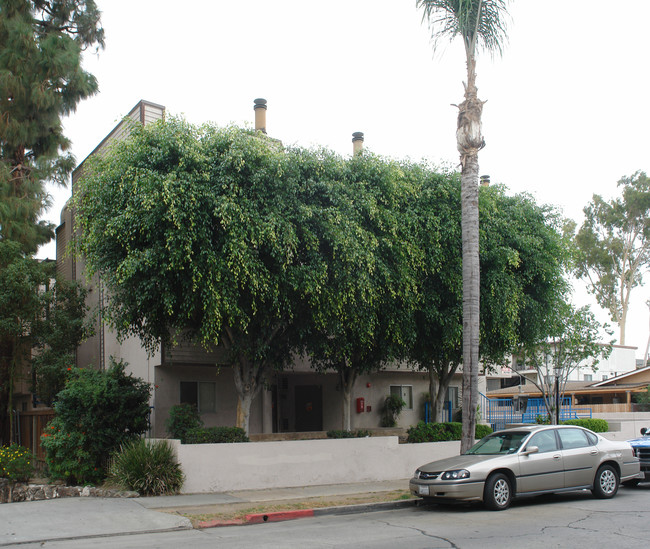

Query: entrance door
left=294, top=385, right=323, bottom=432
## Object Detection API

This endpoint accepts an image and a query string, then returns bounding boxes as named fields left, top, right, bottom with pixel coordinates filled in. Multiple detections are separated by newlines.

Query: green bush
left=183, top=426, right=249, bottom=444
left=381, top=394, right=406, bottom=427
left=166, top=403, right=203, bottom=442
left=326, top=429, right=371, bottom=438
left=406, top=421, right=492, bottom=443
left=41, top=358, right=151, bottom=485
left=107, top=439, right=184, bottom=496
left=0, top=444, right=33, bottom=482
left=562, top=418, right=609, bottom=432
left=475, top=424, right=493, bottom=439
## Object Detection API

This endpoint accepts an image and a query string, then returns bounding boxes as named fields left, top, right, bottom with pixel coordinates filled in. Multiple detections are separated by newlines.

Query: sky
left=38, top=0, right=650, bottom=356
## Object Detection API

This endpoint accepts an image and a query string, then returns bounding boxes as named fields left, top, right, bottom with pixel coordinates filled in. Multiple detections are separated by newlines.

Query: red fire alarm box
left=356, top=397, right=365, bottom=413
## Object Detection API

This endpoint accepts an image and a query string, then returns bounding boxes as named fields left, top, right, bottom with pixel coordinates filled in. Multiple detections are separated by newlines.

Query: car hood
left=418, top=454, right=506, bottom=472
left=627, top=436, right=650, bottom=447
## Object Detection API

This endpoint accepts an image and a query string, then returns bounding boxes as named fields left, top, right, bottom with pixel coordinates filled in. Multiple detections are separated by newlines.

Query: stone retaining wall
left=0, top=479, right=137, bottom=504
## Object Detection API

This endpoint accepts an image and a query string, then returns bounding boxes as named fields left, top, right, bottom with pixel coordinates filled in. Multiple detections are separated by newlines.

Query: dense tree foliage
left=75, top=120, right=326, bottom=434
left=574, top=171, right=650, bottom=345
left=75, top=116, right=572, bottom=435
left=299, top=153, right=422, bottom=429
left=0, top=0, right=102, bottom=443
left=417, top=0, right=511, bottom=452
left=410, top=177, right=569, bottom=421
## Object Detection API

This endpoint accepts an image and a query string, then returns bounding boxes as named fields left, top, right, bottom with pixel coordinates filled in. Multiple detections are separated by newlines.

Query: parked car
left=410, top=424, right=642, bottom=511
left=625, top=427, right=650, bottom=486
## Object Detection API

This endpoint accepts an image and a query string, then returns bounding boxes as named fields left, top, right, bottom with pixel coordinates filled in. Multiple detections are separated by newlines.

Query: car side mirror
left=642, top=428, right=648, bottom=436
left=522, top=446, right=539, bottom=456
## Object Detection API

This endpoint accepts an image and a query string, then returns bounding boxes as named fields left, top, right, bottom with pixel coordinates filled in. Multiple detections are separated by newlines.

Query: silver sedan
left=409, top=424, right=642, bottom=511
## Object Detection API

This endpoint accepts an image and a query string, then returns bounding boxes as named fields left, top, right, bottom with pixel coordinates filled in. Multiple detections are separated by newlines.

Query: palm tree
left=417, top=0, right=510, bottom=452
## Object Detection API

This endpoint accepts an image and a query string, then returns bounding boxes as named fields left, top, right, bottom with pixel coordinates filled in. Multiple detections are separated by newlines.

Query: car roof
left=491, top=424, right=588, bottom=436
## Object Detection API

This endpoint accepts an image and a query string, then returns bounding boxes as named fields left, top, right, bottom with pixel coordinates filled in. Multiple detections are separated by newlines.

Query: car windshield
left=465, top=431, right=530, bottom=455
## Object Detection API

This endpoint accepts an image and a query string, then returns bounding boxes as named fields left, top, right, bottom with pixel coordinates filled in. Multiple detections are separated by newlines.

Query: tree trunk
left=458, top=54, right=483, bottom=454
left=232, top=355, right=265, bottom=436
left=428, top=361, right=459, bottom=423
left=339, top=365, right=357, bottom=431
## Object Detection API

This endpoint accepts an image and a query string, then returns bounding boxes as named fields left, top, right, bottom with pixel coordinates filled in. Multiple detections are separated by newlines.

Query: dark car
left=626, top=427, right=650, bottom=486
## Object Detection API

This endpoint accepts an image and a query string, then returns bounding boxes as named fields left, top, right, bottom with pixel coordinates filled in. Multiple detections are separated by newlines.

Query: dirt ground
left=161, top=489, right=415, bottom=527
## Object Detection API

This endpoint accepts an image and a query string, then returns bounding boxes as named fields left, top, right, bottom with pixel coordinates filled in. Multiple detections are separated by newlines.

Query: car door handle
left=590, top=450, right=598, bottom=455
left=553, top=454, right=561, bottom=459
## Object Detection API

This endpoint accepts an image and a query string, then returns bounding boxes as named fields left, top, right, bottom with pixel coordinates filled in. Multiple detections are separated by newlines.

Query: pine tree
left=0, top=0, right=103, bottom=443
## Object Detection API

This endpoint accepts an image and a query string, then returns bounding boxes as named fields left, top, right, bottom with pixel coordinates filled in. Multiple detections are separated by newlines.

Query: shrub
left=406, top=421, right=492, bottom=443
left=183, top=426, right=249, bottom=444
left=166, top=404, right=203, bottom=442
left=0, top=444, right=33, bottom=482
left=562, top=418, right=609, bottom=432
left=326, top=429, right=371, bottom=438
left=475, top=424, right=493, bottom=439
left=381, top=394, right=406, bottom=427
left=41, top=358, right=151, bottom=485
left=107, top=438, right=184, bottom=495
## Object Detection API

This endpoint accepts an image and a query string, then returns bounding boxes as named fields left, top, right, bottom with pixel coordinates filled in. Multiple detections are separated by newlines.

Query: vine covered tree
left=0, top=0, right=103, bottom=443
left=417, top=0, right=511, bottom=451
left=574, top=171, right=650, bottom=345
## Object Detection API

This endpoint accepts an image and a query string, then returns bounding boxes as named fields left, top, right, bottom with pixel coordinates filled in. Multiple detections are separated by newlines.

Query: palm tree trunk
left=458, top=54, right=484, bottom=454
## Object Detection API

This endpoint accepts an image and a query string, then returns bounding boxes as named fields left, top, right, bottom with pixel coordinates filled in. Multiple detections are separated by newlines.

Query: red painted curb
left=198, top=518, right=246, bottom=528
left=245, top=509, right=315, bottom=524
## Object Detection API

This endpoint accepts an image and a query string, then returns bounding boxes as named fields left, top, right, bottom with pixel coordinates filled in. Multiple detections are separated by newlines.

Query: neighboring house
left=486, top=364, right=650, bottom=414
left=56, top=99, right=468, bottom=437
left=486, top=345, right=638, bottom=393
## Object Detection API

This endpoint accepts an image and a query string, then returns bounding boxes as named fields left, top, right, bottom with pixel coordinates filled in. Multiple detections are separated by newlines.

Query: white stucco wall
left=167, top=436, right=461, bottom=494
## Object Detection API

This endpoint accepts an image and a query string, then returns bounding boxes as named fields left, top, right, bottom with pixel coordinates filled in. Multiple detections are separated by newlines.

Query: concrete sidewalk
left=0, top=479, right=412, bottom=546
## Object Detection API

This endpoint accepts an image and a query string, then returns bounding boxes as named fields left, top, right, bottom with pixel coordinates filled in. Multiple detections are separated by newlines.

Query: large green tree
left=574, top=171, right=650, bottom=345
left=74, top=120, right=329, bottom=435
left=417, top=0, right=510, bottom=452
left=0, top=0, right=103, bottom=443
left=300, top=153, right=422, bottom=430
left=410, top=174, right=569, bottom=422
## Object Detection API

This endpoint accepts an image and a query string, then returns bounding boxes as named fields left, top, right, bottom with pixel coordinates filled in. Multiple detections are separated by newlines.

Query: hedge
left=562, top=418, right=609, bottom=433
left=183, top=426, right=250, bottom=444
left=326, top=429, right=371, bottom=438
left=407, top=421, right=493, bottom=443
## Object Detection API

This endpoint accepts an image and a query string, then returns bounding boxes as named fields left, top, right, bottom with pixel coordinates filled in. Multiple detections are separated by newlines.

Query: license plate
left=418, top=485, right=430, bottom=496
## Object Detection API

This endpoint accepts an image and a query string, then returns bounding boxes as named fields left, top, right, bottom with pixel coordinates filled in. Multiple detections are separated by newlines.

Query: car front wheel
left=484, top=473, right=512, bottom=511
left=592, top=464, right=619, bottom=498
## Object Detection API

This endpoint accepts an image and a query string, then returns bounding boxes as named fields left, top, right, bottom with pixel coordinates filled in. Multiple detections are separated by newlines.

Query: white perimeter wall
left=166, top=437, right=461, bottom=494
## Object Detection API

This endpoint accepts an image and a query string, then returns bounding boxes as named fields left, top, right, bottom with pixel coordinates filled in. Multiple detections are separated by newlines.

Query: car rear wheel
left=484, top=473, right=512, bottom=511
left=592, top=464, right=619, bottom=498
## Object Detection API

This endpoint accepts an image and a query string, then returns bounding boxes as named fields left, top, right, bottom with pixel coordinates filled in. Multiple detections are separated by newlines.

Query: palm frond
left=416, top=0, right=510, bottom=57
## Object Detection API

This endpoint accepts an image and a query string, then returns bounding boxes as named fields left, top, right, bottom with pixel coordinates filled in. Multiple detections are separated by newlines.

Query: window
left=558, top=428, right=590, bottom=449
left=584, top=374, right=592, bottom=382
left=390, top=385, right=413, bottom=410
left=180, top=381, right=216, bottom=413
left=527, top=430, right=558, bottom=453
left=602, top=375, right=608, bottom=381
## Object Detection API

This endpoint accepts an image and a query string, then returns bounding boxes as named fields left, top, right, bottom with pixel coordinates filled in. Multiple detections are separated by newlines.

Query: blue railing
left=424, top=401, right=453, bottom=423
left=480, top=393, right=592, bottom=431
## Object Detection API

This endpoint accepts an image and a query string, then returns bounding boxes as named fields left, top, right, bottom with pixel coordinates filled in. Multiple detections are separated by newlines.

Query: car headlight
left=441, top=469, right=470, bottom=480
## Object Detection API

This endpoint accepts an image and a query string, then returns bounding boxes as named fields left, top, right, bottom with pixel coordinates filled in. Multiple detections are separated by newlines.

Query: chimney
left=254, top=98, right=267, bottom=134
left=480, top=175, right=490, bottom=187
left=352, top=131, right=364, bottom=155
